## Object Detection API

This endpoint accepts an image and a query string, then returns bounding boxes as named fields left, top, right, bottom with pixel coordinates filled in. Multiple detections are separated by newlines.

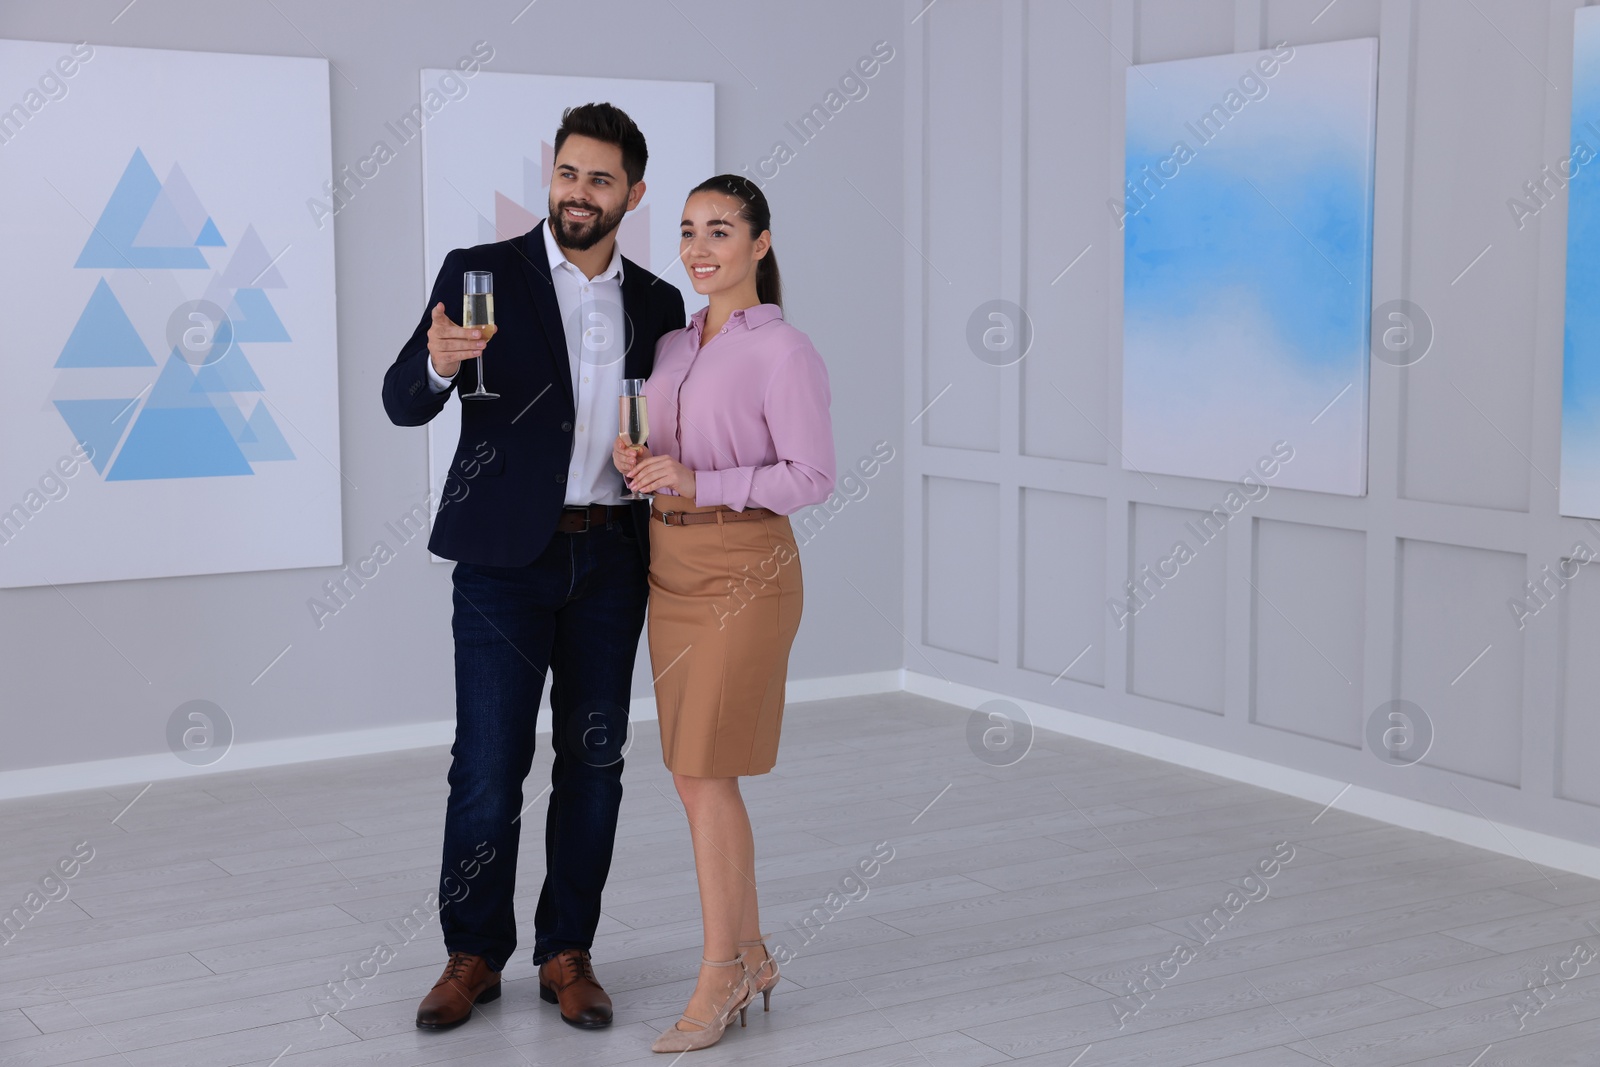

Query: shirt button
left=583, top=376, right=590, bottom=383
left=577, top=424, right=585, bottom=432
left=561, top=421, right=573, bottom=432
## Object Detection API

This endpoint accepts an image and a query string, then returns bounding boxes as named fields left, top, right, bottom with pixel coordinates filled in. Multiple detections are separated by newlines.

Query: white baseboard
left=902, top=671, right=1600, bottom=883
left=0, top=670, right=906, bottom=802
left=0, top=720, right=458, bottom=802
left=14, top=663, right=1600, bottom=883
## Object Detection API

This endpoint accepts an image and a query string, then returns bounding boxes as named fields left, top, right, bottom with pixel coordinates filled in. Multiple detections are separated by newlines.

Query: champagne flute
left=461, top=271, right=498, bottom=400
left=619, top=378, right=649, bottom=500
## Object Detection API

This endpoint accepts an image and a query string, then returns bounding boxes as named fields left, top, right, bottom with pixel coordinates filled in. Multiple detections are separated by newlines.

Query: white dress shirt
left=428, top=221, right=628, bottom=506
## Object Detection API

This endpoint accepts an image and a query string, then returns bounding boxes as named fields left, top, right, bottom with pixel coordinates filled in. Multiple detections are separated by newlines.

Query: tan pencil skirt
left=646, top=502, right=804, bottom=777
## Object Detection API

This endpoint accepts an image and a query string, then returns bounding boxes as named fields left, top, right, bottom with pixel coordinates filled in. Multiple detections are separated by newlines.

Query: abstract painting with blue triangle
left=55, top=147, right=296, bottom=481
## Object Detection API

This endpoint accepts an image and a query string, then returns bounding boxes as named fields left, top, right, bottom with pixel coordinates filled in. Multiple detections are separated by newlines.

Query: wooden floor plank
left=4, top=692, right=1598, bottom=1065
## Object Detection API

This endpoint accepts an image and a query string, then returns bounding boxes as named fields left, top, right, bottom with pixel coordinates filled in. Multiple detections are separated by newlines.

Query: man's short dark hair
left=553, top=103, right=648, bottom=188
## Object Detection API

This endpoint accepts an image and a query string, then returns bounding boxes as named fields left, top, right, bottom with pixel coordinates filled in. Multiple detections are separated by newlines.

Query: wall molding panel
left=904, top=0, right=1600, bottom=857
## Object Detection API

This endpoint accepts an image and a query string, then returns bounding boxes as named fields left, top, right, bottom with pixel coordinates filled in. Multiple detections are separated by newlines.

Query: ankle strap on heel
left=700, top=953, right=745, bottom=968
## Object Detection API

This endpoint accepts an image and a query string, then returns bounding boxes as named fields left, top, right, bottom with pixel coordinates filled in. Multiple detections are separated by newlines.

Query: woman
left=613, top=174, right=834, bottom=1053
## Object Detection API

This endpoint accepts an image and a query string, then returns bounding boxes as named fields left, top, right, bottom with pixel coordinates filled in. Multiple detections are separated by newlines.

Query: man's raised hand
left=427, top=302, right=488, bottom=379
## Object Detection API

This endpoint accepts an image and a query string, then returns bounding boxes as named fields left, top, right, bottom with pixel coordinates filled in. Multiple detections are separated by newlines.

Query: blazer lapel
left=620, top=259, right=653, bottom=381
left=515, top=219, right=575, bottom=413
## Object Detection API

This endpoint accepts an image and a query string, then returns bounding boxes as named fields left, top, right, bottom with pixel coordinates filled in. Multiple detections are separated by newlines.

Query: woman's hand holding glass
left=614, top=438, right=696, bottom=499
left=613, top=436, right=649, bottom=479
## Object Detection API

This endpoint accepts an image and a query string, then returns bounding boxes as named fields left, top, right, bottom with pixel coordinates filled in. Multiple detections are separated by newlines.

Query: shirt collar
left=689, top=302, right=784, bottom=336
left=542, top=218, right=625, bottom=283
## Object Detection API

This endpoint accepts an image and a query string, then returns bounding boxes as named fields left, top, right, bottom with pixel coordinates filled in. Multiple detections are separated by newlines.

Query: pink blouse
left=644, top=303, right=835, bottom=515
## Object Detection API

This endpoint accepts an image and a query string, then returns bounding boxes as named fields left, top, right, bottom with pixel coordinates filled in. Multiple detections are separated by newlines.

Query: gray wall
left=13, top=0, right=1589, bottom=863
left=0, top=0, right=906, bottom=773
left=905, top=0, right=1600, bottom=849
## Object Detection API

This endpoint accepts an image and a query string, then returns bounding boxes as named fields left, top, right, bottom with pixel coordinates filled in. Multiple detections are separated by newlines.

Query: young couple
left=381, top=102, right=835, bottom=1054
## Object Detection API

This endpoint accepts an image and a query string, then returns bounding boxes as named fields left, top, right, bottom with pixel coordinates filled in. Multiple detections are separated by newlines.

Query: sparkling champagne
left=461, top=272, right=498, bottom=399
left=463, top=292, right=494, bottom=331
left=620, top=394, right=648, bottom=448
left=619, top=379, right=649, bottom=500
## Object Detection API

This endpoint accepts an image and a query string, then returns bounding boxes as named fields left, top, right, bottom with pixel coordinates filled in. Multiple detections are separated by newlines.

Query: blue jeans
left=439, top=515, right=647, bottom=972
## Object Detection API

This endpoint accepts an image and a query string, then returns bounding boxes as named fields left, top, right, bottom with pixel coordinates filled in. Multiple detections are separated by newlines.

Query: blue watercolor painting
left=1121, top=38, right=1378, bottom=495
left=1562, top=9, right=1600, bottom=518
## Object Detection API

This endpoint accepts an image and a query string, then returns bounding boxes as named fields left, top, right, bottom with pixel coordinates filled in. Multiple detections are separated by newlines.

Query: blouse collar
left=689, top=302, right=784, bottom=338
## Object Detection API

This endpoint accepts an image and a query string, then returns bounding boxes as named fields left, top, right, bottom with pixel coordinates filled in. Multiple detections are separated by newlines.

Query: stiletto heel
left=650, top=953, right=754, bottom=1053
left=737, top=932, right=780, bottom=1012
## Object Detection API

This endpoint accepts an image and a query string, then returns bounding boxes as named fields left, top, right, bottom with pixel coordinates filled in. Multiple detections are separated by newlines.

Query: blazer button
left=561, top=421, right=573, bottom=432
left=555, top=473, right=566, bottom=483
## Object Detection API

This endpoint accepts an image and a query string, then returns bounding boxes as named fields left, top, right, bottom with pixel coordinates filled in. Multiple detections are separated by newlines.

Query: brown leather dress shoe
left=416, top=951, right=501, bottom=1030
left=538, top=948, right=613, bottom=1028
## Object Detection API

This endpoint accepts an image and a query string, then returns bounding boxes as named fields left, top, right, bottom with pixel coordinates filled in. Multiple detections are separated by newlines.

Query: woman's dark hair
left=690, top=174, right=781, bottom=309
left=554, top=103, right=648, bottom=188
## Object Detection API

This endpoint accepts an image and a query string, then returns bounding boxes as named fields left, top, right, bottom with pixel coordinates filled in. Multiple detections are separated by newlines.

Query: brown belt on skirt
left=652, top=505, right=777, bottom=526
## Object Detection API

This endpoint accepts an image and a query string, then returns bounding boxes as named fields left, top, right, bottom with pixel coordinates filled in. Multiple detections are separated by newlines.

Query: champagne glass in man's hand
left=458, top=271, right=498, bottom=399
left=426, top=298, right=492, bottom=389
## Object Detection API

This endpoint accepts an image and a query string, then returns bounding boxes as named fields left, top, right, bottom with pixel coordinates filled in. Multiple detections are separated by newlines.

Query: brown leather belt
left=653, top=506, right=776, bottom=527
left=555, top=504, right=631, bottom=532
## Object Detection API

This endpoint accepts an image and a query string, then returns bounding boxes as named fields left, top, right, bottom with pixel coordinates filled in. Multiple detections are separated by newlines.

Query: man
left=382, top=102, right=685, bottom=1032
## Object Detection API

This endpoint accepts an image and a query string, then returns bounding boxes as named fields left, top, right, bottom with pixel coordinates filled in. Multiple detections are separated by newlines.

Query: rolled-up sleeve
left=693, top=342, right=835, bottom=514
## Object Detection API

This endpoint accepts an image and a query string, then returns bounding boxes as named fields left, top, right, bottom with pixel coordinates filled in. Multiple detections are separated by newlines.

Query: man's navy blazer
left=382, top=220, right=687, bottom=568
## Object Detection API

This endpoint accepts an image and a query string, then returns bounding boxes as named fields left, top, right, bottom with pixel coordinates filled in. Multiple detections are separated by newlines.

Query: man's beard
left=549, top=199, right=626, bottom=251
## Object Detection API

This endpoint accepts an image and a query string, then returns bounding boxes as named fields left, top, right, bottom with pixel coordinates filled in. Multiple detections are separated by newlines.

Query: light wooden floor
left=3, top=690, right=1599, bottom=1066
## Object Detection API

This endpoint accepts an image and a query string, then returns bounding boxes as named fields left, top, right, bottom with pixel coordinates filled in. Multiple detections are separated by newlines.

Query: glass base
left=461, top=389, right=500, bottom=400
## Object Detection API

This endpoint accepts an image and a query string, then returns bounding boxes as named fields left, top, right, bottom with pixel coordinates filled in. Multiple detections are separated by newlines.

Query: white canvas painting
left=1121, top=39, right=1378, bottom=496
left=0, top=39, right=341, bottom=588
left=418, top=70, right=714, bottom=558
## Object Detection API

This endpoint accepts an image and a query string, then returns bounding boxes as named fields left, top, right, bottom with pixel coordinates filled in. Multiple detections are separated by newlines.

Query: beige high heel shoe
left=650, top=953, right=755, bottom=1054
left=738, top=933, right=781, bottom=1012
